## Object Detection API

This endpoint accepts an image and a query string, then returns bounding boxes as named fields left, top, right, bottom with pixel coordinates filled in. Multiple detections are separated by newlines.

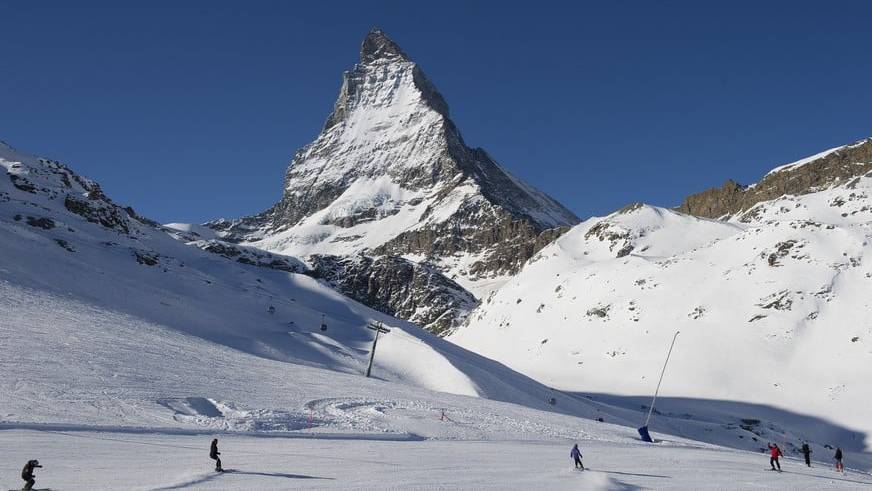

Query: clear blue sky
left=2, top=1, right=871, bottom=223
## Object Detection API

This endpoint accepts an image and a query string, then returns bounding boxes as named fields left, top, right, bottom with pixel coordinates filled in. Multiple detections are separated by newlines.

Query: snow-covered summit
left=198, top=29, right=579, bottom=334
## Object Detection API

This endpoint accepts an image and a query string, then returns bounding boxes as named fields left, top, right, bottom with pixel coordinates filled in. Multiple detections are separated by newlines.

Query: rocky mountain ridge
left=678, top=138, right=872, bottom=219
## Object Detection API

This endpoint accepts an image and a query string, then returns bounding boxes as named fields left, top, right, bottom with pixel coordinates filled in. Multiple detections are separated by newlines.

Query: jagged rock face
left=204, top=29, right=578, bottom=334
left=194, top=240, right=306, bottom=273
left=309, top=254, right=477, bottom=336
left=1, top=140, right=141, bottom=236
left=678, top=138, right=872, bottom=219
left=374, top=208, right=572, bottom=277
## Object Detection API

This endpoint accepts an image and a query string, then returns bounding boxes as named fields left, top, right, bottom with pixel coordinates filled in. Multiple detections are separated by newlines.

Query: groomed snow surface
left=3, top=430, right=870, bottom=490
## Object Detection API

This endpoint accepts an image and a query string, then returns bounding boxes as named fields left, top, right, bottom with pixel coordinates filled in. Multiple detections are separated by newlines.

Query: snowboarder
left=210, top=438, right=223, bottom=472
left=801, top=442, right=812, bottom=467
left=768, top=443, right=782, bottom=471
left=834, top=447, right=844, bottom=473
left=21, top=459, right=42, bottom=491
left=570, top=443, right=584, bottom=470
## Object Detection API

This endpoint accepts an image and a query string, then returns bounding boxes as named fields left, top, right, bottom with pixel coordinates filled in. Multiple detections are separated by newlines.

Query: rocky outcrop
left=64, top=194, right=131, bottom=234
left=375, top=205, right=571, bottom=278
left=2, top=142, right=135, bottom=236
left=309, top=254, right=477, bottom=336
left=678, top=138, right=872, bottom=219
left=194, top=240, right=305, bottom=273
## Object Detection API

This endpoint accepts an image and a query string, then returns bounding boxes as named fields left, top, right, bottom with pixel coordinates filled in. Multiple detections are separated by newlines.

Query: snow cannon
left=639, top=331, right=679, bottom=444
left=638, top=425, right=653, bottom=443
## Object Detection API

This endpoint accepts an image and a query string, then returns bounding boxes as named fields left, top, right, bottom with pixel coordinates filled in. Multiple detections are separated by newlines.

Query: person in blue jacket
left=571, top=443, right=584, bottom=470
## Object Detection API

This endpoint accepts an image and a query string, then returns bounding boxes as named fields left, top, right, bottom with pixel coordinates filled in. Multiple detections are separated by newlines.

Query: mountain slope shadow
left=567, top=393, right=871, bottom=471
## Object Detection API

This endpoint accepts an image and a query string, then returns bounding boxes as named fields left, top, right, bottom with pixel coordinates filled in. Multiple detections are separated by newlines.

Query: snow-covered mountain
left=0, top=139, right=606, bottom=428
left=199, top=29, right=578, bottom=335
left=5, top=111, right=872, bottom=489
left=452, top=139, right=872, bottom=446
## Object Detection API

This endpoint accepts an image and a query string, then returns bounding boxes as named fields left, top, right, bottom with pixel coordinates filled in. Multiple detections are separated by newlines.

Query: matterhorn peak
left=205, top=28, right=579, bottom=334
left=360, top=28, right=410, bottom=64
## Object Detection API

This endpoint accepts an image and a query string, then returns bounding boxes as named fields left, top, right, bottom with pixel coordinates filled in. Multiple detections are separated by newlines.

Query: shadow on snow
left=562, top=392, right=871, bottom=472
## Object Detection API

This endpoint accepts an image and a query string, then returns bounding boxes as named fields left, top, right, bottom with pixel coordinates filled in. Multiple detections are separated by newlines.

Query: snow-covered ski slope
left=0, top=139, right=612, bottom=430
left=453, top=148, right=872, bottom=459
left=3, top=429, right=871, bottom=490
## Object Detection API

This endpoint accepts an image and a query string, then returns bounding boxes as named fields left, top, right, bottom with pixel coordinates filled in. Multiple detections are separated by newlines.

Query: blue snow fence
left=638, top=425, right=653, bottom=443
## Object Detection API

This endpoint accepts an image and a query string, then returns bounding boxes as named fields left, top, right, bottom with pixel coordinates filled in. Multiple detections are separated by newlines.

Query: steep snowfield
left=452, top=177, right=872, bottom=454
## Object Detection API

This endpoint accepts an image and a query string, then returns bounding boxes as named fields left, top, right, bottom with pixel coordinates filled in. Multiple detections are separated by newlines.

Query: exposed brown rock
left=677, top=138, right=872, bottom=219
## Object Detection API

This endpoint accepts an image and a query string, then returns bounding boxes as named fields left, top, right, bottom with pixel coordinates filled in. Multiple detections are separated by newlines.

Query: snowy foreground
left=2, top=429, right=871, bottom=490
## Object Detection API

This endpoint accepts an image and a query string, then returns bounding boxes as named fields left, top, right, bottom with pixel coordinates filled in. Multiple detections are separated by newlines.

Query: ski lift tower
left=365, top=321, right=391, bottom=378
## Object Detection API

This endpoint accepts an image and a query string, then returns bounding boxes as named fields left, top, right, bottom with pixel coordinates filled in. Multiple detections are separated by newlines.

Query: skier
left=800, top=442, right=812, bottom=467
left=768, top=443, right=782, bottom=471
left=570, top=443, right=584, bottom=470
left=834, top=447, right=844, bottom=473
left=21, top=459, right=42, bottom=491
left=210, top=438, right=223, bottom=472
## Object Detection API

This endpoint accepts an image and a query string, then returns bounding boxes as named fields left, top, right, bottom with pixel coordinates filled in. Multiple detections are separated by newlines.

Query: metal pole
left=365, top=326, right=380, bottom=378
left=644, top=330, right=680, bottom=428
left=365, top=322, right=392, bottom=377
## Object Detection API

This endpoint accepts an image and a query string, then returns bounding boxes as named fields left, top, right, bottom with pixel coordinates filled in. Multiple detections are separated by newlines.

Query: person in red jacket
left=768, top=443, right=783, bottom=471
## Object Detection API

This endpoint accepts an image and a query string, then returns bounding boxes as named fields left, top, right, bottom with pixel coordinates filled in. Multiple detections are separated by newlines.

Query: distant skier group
left=767, top=441, right=845, bottom=473
left=566, top=440, right=847, bottom=477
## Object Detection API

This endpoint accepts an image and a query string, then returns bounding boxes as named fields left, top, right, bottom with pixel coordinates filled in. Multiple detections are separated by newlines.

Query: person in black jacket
left=21, top=459, right=42, bottom=491
left=834, top=447, right=844, bottom=472
left=801, top=442, right=812, bottom=467
left=210, top=438, right=223, bottom=472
